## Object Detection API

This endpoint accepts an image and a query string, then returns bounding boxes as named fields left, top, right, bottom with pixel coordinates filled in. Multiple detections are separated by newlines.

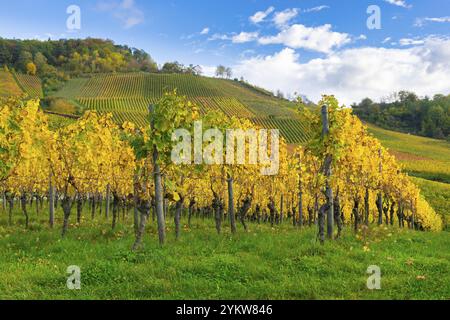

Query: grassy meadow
left=0, top=206, right=449, bottom=300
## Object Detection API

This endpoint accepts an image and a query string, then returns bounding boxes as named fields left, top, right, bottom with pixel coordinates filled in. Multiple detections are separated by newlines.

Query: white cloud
left=357, top=34, right=367, bottom=41
left=382, top=37, right=392, bottom=44
left=200, top=27, right=210, bottom=35
left=233, top=37, right=450, bottom=105
left=425, top=16, right=450, bottom=23
left=416, top=16, right=450, bottom=27
left=232, top=32, right=259, bottom=43
left=399, top=38, right=425, bottom=46
left=304, top=5, right=330, bottom=13
left=208, top=32, right=259, bottom=43
left=97, top=0, right=144, bottom=28
left=259, top=24, right=351, bottom=53
left=250, top=6, right=275, bottom=24
left=273, top=8, right=299, bottom=28
left=200, top=65, right=217, bottom=77
left=384, top=0, right=412, bottom=8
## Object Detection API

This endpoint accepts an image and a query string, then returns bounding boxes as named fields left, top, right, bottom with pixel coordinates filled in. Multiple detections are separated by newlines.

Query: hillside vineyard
left=50, top=72, right=313, bottom=144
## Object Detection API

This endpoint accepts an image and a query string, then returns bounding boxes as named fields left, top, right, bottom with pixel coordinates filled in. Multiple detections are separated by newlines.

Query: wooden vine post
left=149, top=104, right=166, bottom=246
left=49, top=171, right=55, bottom=228
left=377, top=148, right=384, bottom=225
left=321, top=104, right=334, bottom=242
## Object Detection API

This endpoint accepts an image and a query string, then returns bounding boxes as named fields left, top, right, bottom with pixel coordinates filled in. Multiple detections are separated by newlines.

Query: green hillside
left=368, top=124, right=450, bottom=183
left=0, top=70, right=23, bottom=97
left=50, top=73, right=310, bottom=144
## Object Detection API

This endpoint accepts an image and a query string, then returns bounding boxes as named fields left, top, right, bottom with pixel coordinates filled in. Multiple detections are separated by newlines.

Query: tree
left=161, top=61, right=185, bottom=74
left=16, top=50, right=33, bottom=72
left=353, top=92, right=449, bottom=140
left=26, top=62, right=37, bottom=75
left=215, top=65, right=226, bottom=78
left=276, top=90, right=284, bottom=99
left=225, top=67, right=232, bottom=79
left=34, top=52, right=49, bottom=74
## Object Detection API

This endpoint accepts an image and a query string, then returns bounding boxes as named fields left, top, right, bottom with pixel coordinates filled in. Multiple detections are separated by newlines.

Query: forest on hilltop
left=353, top=91, right=450, bottom=141
left=0, top=38, right=159, bottom=94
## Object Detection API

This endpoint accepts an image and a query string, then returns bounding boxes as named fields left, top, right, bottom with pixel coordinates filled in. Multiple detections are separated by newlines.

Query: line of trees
left=215, top=65, right=232, bottom=79
left=160, top=62, right=203, bottom=75
left=0, top=38, right=158, bottom=75
left=352, top=91, right=450, bottom=140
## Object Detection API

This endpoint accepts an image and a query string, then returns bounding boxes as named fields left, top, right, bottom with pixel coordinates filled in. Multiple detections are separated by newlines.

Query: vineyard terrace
left=171, top=121, right=280, bottom=176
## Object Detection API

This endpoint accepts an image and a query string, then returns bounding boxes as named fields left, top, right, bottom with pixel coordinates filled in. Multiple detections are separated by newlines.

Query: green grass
left=53, top=77, right=89, bottom=100
left=0, top=206, right=449, bottom=300
left=368, top=124, right=450, bottom=183
left=0, top=70, right=23, bottom=97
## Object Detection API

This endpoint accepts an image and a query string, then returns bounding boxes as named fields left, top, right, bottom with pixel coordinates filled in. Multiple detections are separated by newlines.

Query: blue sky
left=1, top=0, right=450, bottom=103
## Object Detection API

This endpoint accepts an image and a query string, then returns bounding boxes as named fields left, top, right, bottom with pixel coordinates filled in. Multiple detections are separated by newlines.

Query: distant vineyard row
left=59, top=73, right=227, bottom=98
left=13, top=73, right=43, bottom=98
left=77, top=97, right=312, bottom=144
left=251, top=118, right=313, bottom=144
left=54, top=73, right=299, bottom=118
left=0, top=70, right=42, bottom=98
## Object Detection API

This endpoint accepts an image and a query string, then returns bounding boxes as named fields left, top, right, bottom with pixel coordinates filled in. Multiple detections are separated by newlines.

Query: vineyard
left=251, top=117, right=312, bottom=145
left=0, top=70, right=43, bottom=98
left=1, top=3, right=449, bottom=301
left=51, top=72, right=311, bottom=144
left=12, top=72, right=43, bottom=98
left=0, top=92, right=447, bottom=300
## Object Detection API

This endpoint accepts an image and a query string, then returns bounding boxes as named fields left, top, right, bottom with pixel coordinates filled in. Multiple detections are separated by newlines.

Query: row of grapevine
left=214, top=97, right=255, bottom=118
left=76, top=96, right=312, bottom=144
left=52, top=73, right=298, bottom=118
left=245, top=100, right=299, bottom=118
left=190, top=97, right=255, bottom=118
left=77, top=96, right=255, bottom=118
left=13, top=73, right=43, bottom=98
left=251, top=117, right=313, bottom=144
left=77, top=97, right=152, bottom=127
left=74, top=73, right=225, bottom=98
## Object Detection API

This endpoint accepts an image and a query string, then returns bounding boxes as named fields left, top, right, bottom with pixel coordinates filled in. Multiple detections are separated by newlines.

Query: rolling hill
left=50, top=72, right=312, bottom=144
left=368, top=124, right=450, bottom=184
